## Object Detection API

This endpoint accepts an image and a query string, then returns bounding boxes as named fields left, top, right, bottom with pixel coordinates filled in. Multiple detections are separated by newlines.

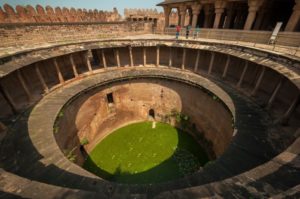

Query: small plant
left=53, top=126, right=59, bottom=134
left=58, top=110, right=64, bottom=118
left=80, top=137, right=89, bottom=146
left=212, top=95, right=218, bottom=101
left=65, top=147, right=77, bottom=162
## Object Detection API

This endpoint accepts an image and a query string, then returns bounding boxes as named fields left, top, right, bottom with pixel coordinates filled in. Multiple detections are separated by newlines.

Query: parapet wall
left=0, top=21, right=149, bottom=48
left=124, top=8, right=162, bottom=18
left=0, top=4, right=121, bottom=24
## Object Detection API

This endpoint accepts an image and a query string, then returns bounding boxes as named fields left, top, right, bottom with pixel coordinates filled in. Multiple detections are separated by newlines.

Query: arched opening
left=149, top=109, right=155, bottom=118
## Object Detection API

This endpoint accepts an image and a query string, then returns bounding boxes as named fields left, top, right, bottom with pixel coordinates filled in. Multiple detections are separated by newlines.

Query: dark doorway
left=149, top=109, right=155, bottom=118
left=107, top=93, right=114, bottom=104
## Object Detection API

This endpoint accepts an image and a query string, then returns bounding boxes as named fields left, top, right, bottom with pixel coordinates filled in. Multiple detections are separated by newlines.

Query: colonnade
left=0, top=46, right=298, bottom=125
left=161, top=0, right=300, bottom=31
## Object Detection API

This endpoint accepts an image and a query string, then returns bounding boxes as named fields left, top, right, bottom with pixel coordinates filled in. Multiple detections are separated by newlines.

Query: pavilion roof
left=156, top=0, right=195, bottom=6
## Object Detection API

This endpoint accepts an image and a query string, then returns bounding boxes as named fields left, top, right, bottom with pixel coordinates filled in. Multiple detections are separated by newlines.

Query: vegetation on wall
left=80, top=137, right=89, bottom=146
left=162, top=109, right=216, bottom=160
left=64, top=147, right=77, bottom=162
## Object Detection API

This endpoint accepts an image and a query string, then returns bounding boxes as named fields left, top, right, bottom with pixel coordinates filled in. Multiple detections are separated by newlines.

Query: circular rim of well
left=28, top=67, right=235, bottom=186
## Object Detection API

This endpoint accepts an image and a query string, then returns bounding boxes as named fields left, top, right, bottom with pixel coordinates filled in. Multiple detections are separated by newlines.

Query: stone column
left=181, top=48, right=186, bottom=70
left=101, top=50, right=107, bottom=68
left=191, top=4, right=202, bottom=28
left=16, top=70, right=32, bottom=101
left=222, top=55, right=230, bottom=78
left=69, top=54, right=78, bottom=77
left=179, top=5, right=187, bottom=27
left=208, top=52, right=215, bottom=74
left=285, top=0, right=300, bottom=31
left=143, top=48, right=147, bottom=66
left=0, top=83, right=17, bottom=114
left=233, top=9, right=243, bottom=29
left=163, top=6, right=171, bottom=28
left=156, top=46, right=160, bottom=67
left=204, top=5, right=213, bottom=28
left=224, top=4, right=235, bottom=29
left=251, top=66, right=265, bottom=96
left=253, top=9, right=265, bottom=30
left=237, top=61, right=249, bottom=87
left=35, top=63, right=49, bottom=93
left=85, top=51, right=93, bottom=73
left=53, top=58, right=64, bottom=84
left=267, top=78, right=283, bottom=109
left=114, top=49, right=120, bottom=67
left=281, top=94, right=299, bottom=124
left=169, top=47, right=173, bottom=67
left=213, top=0, right=227, bottom=29
left=194, top=50, right=200, bottom=72
left=177, top=7, right=181, bottom=26
left=244, top=0, right=263, bottom=30
left=129, top=46, right=134, bottom=67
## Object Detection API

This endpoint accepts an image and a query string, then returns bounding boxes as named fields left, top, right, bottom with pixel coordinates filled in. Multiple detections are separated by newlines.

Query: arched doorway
left=149, top=109, right=155, bottom=119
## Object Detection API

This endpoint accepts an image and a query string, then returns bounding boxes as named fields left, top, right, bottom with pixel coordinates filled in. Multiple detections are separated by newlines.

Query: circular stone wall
left=54, top=77, right=234, bottom=181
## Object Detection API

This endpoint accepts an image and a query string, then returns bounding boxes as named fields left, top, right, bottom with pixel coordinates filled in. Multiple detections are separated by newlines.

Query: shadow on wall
left=0, top=107, right=112, bottom=195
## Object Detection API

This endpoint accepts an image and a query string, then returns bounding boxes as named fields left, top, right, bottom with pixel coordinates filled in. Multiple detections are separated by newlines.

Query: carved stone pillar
left=237, top=61, right=248, bottom=87
left=253, top=9, right=265, bottom=30
left=169, top=48, right=173, bottom=67
left=85, top=51, right=93, bottom=72
left=156, top=46, right=160, bottom=67
left=244, top=0, right=264, bottom=30
left=233, top=8, right=243, bottom=29
left=163, top=6, right=171, bottom=28
left=0, top=83, right=17, bottom=114
left=281, top=94, right=299, bottom=124
left=251, top=67, right=265, bottom=96
left=177, top=7, right=181, bottom=26
left=267, top=78, right=283, bottom=109
left=53, top=58, right=64, bottom=84
left=129, top=46, right=133, bottom=67
left=16, top=70, right=32, bottom=101
left=194, top=50, right=200, bottom=72
left=143, top=48, right=147, bottom=66
left=208, top=52, right=215, bottom=74
left=204, top=5, right=213, bottom=28
left=114, top=49, right=120, bottom=67
left=179, top=5, right=187, bottom=27
left=213, top=0, right=227, bottom=29
left=222, top=55, right=230, bottom=78
left=285, top=0, right=300, bottom=31
left=224, top=4, right=235, bottom=29
left=35, top=63, right=49, bottom=93
left=69, top=54, right=78, bottom=77
left=101, top=50, right=107, bottom=68
left=191, top=4, right=202, bottom=28
left=181, top=48, right=186, bottom=70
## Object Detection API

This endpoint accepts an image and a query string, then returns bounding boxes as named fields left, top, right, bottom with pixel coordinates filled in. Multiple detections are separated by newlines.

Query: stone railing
left=160, top=28, right=300, bottom=56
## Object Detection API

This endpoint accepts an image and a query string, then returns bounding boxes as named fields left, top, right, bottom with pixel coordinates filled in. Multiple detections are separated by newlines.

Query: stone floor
left=0, top=67, right=299, bottom=198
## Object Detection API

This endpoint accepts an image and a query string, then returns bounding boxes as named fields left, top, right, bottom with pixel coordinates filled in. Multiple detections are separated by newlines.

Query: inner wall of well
left=55, top=79, right=234, bottom=165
